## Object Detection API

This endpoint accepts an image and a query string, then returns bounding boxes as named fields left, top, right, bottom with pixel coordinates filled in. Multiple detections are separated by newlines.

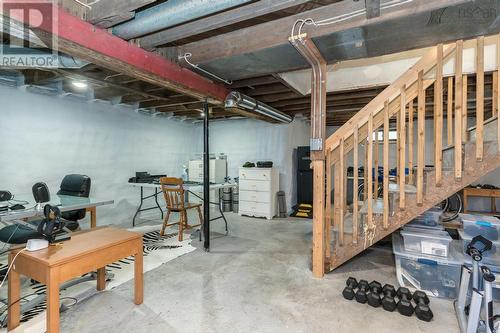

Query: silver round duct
left=224, top=91, right=292, bottom=124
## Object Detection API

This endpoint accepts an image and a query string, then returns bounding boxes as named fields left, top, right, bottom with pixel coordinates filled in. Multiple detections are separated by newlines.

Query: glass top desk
left=0, top=195, right=114, bottom=227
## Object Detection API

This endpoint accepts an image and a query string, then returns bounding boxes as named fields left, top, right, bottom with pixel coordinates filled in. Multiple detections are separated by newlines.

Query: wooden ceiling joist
left=178, top=0, right=471, bottom=64
left=139, top=0, right=314, bottom=48
left=1, top=5, right=230, bottom=104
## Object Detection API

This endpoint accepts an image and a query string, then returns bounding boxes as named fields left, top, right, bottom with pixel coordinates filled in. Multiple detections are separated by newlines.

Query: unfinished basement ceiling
left=78, top=0, right=500, bottom=125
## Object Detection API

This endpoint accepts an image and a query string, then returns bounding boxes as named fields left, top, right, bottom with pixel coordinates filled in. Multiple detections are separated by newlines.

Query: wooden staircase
left=323, top=34, right=500, bottom=272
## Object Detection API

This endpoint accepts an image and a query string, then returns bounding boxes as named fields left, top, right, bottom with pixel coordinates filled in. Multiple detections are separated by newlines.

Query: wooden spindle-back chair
left=159, top=177, right=203, bottom=241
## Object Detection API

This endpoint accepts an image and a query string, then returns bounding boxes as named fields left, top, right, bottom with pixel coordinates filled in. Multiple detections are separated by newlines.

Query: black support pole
left=203, top=102, right=210, bottom=252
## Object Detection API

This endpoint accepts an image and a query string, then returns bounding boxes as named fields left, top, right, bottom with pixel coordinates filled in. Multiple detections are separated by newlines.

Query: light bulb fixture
left=71, top=80, right=88, bottom=89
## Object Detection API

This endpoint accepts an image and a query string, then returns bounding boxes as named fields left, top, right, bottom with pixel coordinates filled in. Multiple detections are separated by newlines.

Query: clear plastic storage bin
left=461, top=213, right=500, bottom=241
left=393, top=233, right=464, bottom=299
left=406, top=210, right=444, bottom=231
left=458, top=229, right=500, bottom=266
left=401, top=229, right=452, bottom=257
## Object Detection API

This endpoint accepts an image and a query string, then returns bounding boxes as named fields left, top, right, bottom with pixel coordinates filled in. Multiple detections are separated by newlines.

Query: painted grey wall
left=208, top=118, right=310, bottom=210
left=0, top=85, right=202, bottom=226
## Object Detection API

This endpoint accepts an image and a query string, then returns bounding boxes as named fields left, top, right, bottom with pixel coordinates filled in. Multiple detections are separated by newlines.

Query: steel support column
left=290, top=34, right=327, bottom=278
left=203, top=102, right=211, bottom=252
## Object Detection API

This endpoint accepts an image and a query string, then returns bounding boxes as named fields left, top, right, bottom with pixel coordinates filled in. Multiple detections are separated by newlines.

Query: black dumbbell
left=381, top=284, right=397, bottom=312
left=355, top=280, right=370, bottom=304
left=413, top=291, right=433, bottom=322
left=396, top=287, right=414, bottom=317
left=367, top=281, right=383, bottom=307
left=342, top=277, right=359, bottom=300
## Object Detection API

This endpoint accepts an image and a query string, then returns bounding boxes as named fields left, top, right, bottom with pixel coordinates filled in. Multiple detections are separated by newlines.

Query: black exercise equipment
left=342, top=277, right=358, bottom=300
left=367, top=281, right=383, bottom=308
left=397, top=287, right=414, bottom=317
left=355, top=280, right=370, bottom=304
left=466, top=235, right=493, bottom=262
left=381, top=284, right=397, bottom=312
left=413, top=290, right=434, bottom=322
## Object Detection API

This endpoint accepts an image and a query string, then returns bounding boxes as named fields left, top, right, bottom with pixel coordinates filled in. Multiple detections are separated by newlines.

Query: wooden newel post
left=290, top=34, right=328, bottom=278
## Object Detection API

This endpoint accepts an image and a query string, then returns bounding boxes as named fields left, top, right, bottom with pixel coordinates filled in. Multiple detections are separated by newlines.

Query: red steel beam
left=1, top=3, right=230, bottom=103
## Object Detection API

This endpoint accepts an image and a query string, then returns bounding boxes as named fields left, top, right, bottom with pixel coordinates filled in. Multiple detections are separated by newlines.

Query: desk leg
left=154, top=188, right=164, bottom=219
left=97, top=267, right=106, bottom=291
left=133, top=187, right=144, bottom=227
left=46, top=269, right=60, bottom=333
left=7, top=256, right=20, bottom=331
left=218, top=191, right=228, bottom=235
left=134, top=244, right=143, bottom=305
left=89, top=206, right=97, bottom=229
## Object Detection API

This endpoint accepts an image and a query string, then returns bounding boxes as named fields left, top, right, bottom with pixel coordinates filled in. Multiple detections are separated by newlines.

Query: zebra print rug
left=0, top=225, right=196, bottom=331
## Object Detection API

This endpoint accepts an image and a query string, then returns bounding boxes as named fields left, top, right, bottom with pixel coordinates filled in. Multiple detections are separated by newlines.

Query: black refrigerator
left=296, top=146, right=313, bottom=204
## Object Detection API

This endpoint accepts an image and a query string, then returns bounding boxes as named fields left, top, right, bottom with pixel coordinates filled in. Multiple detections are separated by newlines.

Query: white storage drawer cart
left=238, top=167, right=279, bottom=220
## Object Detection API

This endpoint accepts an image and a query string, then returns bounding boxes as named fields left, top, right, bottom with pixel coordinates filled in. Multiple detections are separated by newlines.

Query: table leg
left=218, top=192, right=228, bottom=235
left=89, top=206, right=97, bottom=228
left=133, top=186, right=144, bottom=227
left=46, top=269, right=60, bottom=333
left=7, top=254, right=20, bottom=331
left=492, top=197, right=496, bottom=214
left=154, top=188, right=164, bottom=219
left=134, top=245, right=143, bottom=305
left=97, top=267, right=106, bottom=291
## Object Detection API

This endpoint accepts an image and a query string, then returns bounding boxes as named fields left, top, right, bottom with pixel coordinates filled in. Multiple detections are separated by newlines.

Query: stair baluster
left=455, top=40, right=464, bottom=180
left=399, top=85, right=407, bottom=209
left=476, top=36, right=485, bottom=161
left=383, top=100, right=390, bottom=230
left=435, top=44, right=444, bottom=186
left=417, top=70, right=425, bottom=206
left=353, top=126, right=359, bottom=243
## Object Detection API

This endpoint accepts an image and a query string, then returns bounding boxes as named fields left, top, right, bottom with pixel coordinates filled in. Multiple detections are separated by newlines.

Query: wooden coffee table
left=8, top=227, right=143, bottom=333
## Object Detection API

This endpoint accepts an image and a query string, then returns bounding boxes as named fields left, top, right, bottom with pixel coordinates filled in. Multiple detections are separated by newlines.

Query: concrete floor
left=60, top=213, right=460, bottom=333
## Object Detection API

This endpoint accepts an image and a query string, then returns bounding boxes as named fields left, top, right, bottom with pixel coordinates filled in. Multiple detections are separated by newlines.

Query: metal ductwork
left=112, top=0, right=253, bottom=40
left=225, top=91, right=293, bottom=124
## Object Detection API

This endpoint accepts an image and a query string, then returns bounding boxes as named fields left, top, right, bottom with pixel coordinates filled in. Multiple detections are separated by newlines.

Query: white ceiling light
left=71, top=81, right=88, bottom=89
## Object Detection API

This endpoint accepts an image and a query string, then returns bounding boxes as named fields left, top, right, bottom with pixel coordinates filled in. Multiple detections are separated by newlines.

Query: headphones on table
left=38, top=204, right=62, bottom=241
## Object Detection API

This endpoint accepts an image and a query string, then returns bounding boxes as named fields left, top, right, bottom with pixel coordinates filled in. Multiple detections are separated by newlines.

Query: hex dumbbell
left=413, top=291, right=433, bottom=322
left=367, top=281, right=383, bottom=308
left=396, top=287, right=414, bottom=317
left=342, top=277, right=359, bottom=300
left=381, top=284, right=397, bottom=312
left=355, top=280, right=370, bottom=304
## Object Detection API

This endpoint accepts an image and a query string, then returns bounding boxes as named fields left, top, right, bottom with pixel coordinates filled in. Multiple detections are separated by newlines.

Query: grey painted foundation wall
left=0, top=85, right=310, bottom=225
left=0, top=85, right=202, bottom=226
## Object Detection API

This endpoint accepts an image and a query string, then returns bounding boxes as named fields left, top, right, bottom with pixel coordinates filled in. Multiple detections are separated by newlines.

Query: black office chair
left=57, top=174, right=91, bottom=231
left=0, top=174, right=91, bottom=244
